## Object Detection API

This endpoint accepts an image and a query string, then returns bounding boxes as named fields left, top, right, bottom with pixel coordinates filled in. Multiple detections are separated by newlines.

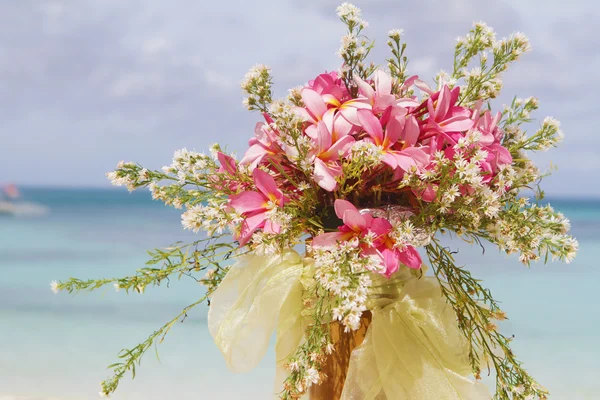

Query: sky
left=1, top=0, right=598, bottom=196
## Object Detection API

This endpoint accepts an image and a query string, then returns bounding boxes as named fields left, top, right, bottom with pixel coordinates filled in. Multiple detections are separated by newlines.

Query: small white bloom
left=50, top=280, right=59, bottom=294
left=388, top=28, right=403, bottom=39
left=336, top=2, right=361, bottom=19
left=325, top=342, right=335, bottom=354
left=305, top=367, right=320, bottom=385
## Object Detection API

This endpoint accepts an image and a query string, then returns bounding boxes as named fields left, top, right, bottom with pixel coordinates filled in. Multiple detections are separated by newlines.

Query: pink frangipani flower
left=355, top=70, right=397, bottom=113
left=240, top=114, right=284, bottom=169
left=308, top=71, right=350, bottom=104
left=357, top=109, right=430, bottom=172
left=229, top=169, right=288, bottom=245
left=367, top=217, right=422, bottom=276
left=217, top=152, right=237, bottom=175
left=310, top=117, right=355, bottom=191
left=313, top=199, right=422, bottom=277
left=312, top=199, right=373, bottom=247
left=417, top=85, right=474, bottom=151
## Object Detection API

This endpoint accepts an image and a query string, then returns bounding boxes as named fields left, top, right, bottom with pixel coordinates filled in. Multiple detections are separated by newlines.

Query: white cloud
left=203, top=69, right=236, bottom=91
left=108, top=72, right=163, bottom=98
left=142, top=37, right=170, bottom=55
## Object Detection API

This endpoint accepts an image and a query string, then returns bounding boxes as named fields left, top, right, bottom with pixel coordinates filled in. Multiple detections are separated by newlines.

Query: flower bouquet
left=54, top=3, right=578, bottom=399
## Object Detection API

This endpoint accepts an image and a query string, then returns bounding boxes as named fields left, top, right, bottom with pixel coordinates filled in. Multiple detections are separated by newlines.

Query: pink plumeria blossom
left=229, top=169, right=288, bottom=245
left=240, top=114, right=284, bottom=169
left=313, top=200, right=422, bottom=276
left=367, top=217, right=422, bottom=276
left=217, top=152, right=237, bottom=175
left=355, top=70, right=397, bottom=113
left=417, top=85, right=474, bottom=151
left=310, top=117, right=355, bottom=191
left=213, top=152, right=242, bottom=192
left=297, top=86, right=368, bottom=137
left=358, top=109, right=430, bottom=172
left=471, top=106, right=513, bottom=179
left=312, top=199, right=372, bottom=246
left=308, top=71, right=350, bottom=104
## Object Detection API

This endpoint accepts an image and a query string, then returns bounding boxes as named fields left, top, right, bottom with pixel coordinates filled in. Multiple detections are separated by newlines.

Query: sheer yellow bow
left=208, top=250, right=489, bottom=399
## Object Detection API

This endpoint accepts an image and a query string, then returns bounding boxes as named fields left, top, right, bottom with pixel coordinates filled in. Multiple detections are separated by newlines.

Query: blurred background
left=1, top=1, right=598, bottom=399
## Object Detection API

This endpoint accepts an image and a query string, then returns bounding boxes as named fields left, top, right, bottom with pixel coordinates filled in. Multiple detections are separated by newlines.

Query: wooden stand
left=309, top=311, right=372, bottom=400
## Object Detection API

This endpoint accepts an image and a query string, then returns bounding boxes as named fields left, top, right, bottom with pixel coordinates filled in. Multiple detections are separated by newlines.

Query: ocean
left=1, top=188, right=598, bottom=399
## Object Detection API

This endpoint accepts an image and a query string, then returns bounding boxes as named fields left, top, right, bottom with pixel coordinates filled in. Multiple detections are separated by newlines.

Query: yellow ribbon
left=208, top=250, right=489, bottom=399
left=208, top=250, right=305, bottom=374
left=341, top=275, right=490, bottom=399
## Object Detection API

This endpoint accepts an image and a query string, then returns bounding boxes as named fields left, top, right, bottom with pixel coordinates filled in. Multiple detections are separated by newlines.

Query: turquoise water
left=1, top=189, right=598, bottom=399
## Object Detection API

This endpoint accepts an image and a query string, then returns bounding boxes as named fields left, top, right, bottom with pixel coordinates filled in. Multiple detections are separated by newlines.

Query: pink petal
left=414, top=79, right=434, bottom=95
left=322, top=108, right=336, bottom=135
left=401, top=147, right=430, bottom=167
left=489, top=143, right=512, bottom=165
left=397, top=246, right=422, bottom=269
left=373, top=94, right=396, bottom=113
left=305, top=124, right=318, bottom=139
left=441, top=116, right=474, bottom=132
left=382, top=153, right=398, bottom=169
left=395, top=152, right=417, bottom=171
left=436, top=86, right=451, bottom=120
left=384, top=116, right=403, bottom=147
left=301, top=88, right=327, bottom=121
left=396, top=98, right=420, bottom=108
left=217, top=152, right=237, bottom=174
left=263, top=219, right=281, bottom=234
left=449, top=86, right=461, bottom=105
left=402, top=75, right=419, bottom=90
left=313, top=158, right=339, bottom=192
left=321, top=135, right=355, bottom=161
left=343, top=210, right=368, bottom=232
left=339, top=107, right=360, bottom=125
left=334, top=199, right=358, bottom=220
left=478, top=131, right=496, bottom=146
left=262, top=112, right=274, bottom=125
left=236, top=212, right=267, bottom=246
left=354, top=75, right=375, bottom=100
left=403, top=115, right=420, bottom=147
left=294, top=106, right=315, bottom=124
left=362, top=212, right=374, bottom=227
left=379, top=106, right=393, bottom=127
left=316, top=121, right=333, bottom=154
left=284, top=143, right=299, bottom=159
left=357, top=109, right=384, bottom=145
left=374, top=70, right=392, bottom=95
left=426, top=98, right=436, bottom=121
left=381, top=248, right=400, bottom=277
left=339, top=100, right=371, bottom=125
left=230, top=191, right=266, bottom=214
left=333, top=113, right=353, bottom=139
left=322, top=93, right=342, bottom=107
left=414, top=184, right=437, bottom=202
left=253, top=169, right=280, bottom=200
left=312, top=231, right=354, bottom=247
left=491, top=111, right=501, bottom=131
left=239, top=145, right=267, bottom=167
left=369, top=218, right=392, bottom=236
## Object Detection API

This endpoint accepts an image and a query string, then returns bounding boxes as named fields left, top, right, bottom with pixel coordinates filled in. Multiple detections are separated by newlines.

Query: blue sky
left=1, top=0, right=598, bottom=196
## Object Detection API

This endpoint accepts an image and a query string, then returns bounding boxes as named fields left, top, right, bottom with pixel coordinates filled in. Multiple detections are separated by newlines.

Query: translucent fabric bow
left=341, top=269, right=490, bottom=399
left=208, top=249, right=489, bottom=399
